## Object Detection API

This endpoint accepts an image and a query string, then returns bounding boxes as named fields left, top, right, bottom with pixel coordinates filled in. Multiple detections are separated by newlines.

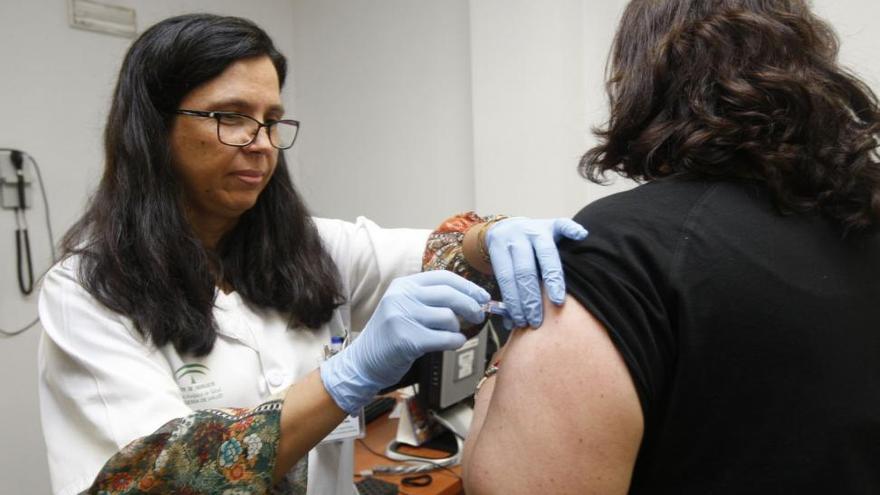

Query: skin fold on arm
left=463, top=294, right=645, bottom=495
left=272, top=370, right=348, bottom=482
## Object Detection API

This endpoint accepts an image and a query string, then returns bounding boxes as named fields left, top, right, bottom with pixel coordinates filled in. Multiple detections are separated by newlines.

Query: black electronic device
left=363, top=396, right=396, bottom=424
left=378, top=321, right=498, bottom=412
left=355, top=476, right=399, bottom=495
left=419, top=325, right=487, bottom=410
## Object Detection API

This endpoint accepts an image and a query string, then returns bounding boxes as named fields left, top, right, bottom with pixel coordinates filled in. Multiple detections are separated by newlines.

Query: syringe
left=481, top=300, right=510, bottom=319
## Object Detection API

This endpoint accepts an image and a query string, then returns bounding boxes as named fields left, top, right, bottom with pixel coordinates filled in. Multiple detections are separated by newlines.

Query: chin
left=233, top=202, right=260, bottom=216
left=226, top=196, right=261, bottom=216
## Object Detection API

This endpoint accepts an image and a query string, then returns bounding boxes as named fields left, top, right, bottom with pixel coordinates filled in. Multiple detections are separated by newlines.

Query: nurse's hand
left=485, top=217, right=588, bottom=329
left=320, top=271, right=490, bottom=415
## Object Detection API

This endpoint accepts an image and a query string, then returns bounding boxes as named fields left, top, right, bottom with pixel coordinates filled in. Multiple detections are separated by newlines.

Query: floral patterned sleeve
left=422, top=211, right=505, bottom=299
left=83, top=400, right=304, bottom=495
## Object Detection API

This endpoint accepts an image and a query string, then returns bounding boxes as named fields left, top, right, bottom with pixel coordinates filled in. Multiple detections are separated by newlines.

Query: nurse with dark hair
left=463, top=1, right=880, bottom=493
left=37, top=14, right=586, bottom=495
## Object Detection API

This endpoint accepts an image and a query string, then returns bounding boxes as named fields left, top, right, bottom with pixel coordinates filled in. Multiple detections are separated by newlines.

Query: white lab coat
left=38, top=217, right=429, bottom=495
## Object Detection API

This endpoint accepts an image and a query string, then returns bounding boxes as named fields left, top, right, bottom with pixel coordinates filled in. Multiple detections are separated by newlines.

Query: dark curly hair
left=581, top=0, right=880, bottom=232
left=62, top=14, right=343, bottom=356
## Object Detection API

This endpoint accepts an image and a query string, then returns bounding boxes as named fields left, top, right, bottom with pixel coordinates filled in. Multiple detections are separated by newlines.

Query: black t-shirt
left=560, top=177, right=880, bottom=494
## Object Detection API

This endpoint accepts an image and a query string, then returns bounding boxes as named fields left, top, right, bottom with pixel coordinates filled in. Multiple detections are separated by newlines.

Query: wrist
left=319, top=352, right=378, bottom=416
left=463, top=221, right=495, bottom=274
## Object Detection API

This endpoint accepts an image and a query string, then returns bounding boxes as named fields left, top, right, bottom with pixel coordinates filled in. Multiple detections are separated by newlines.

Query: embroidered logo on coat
left=174, top=363, right=224, bottom=405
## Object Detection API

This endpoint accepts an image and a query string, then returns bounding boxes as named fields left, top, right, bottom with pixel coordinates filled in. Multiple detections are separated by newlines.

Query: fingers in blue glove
left=412, top=305, right=460, bottom=331
left=532, top=234, right=566, bottom=305
left=417, top=285, right=486, bottom=325
left=509, top=240, right=543, bottom=328
left=418, top=328, right=467, bottom=354
left=544, top=219, right=588, bottom=305
left=321, top=271, right=493, bottom=415
left=487, top=240, right=528, bottom=329
left=553, top=218, right=589, bottom=241
left=410, top=270, right=491, bottom=304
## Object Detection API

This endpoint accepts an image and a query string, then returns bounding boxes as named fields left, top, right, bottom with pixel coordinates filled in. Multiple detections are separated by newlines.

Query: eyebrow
left=208, top=97, right=285, bottom=116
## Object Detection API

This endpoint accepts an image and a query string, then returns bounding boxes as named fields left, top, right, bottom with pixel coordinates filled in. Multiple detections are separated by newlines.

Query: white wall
left=289, top=0, right=634, bottom=225
left=289, top=0, right=474, bottom=228
left=0, top=2, right=298, bottom=493
left=468, top=0, right=880, bottom=219
left=470, top=0, right=632, bottom=219
left=813, top=0, right=880, bottom=90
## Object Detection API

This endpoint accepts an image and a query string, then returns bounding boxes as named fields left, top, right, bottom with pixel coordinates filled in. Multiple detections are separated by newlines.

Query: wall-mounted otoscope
left=0, top=148, right=56, bottom=337
left=9, top=150, right=34, bottom=295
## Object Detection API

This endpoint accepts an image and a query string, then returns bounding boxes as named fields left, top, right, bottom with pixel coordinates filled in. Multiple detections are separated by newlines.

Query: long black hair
left=62, top=14, right=344, bottom=356
left=582, top=0, right=880, bottom=232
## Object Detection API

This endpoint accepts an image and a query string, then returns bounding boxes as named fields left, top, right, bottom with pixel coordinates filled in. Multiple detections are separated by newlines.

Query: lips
left=231, top=169, right=265, bottom=185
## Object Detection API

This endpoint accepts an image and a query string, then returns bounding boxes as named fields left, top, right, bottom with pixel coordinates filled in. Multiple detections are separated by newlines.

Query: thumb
left=554, top=218, right=588, bottom=241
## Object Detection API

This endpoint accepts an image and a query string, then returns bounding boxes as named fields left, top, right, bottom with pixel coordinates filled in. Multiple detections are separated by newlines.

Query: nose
left=246, top=125, right=275, bottom=153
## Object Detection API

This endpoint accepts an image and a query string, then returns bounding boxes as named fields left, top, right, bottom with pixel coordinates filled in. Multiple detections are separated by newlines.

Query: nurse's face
left=169, top=55, right=283, bottom=230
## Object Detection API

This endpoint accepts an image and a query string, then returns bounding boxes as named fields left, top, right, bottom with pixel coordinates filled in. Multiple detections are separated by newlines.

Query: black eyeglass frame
left=175, top=109, right=301, bottom=150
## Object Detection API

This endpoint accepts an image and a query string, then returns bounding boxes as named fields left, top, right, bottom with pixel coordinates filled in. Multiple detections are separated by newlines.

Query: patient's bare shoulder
left=463, top=295, right=644, bottom=495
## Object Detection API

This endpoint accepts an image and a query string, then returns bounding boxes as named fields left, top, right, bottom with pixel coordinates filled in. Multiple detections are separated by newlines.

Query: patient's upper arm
left=463, top=295, right=644, bottom=495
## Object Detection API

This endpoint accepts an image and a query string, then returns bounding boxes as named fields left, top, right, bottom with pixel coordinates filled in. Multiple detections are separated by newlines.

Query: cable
left=400, top=474, right=432, bottom=487
left=356, top=437, right=462, bottom=481
left=0, top=149, right=57, bottom=337
left=0, top=318, right=40, bottom=338
left=28, top=152, right=57, bottom=261
left=356, top=416, right=464, bottom=494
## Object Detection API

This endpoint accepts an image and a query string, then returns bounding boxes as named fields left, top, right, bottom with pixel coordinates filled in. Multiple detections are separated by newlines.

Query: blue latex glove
left=320, top=271, right=490, bottom=415
left=485, top=217, right=588, bottom=329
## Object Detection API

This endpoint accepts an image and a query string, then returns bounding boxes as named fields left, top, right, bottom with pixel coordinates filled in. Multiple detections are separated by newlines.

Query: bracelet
left=476, top=219, right=503, bottom=264
left=475, top=360, right=500, bottom=393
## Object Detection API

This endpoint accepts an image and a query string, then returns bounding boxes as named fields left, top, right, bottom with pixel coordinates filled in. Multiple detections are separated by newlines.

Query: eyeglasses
left=175, top=109, right=300, bottom=150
